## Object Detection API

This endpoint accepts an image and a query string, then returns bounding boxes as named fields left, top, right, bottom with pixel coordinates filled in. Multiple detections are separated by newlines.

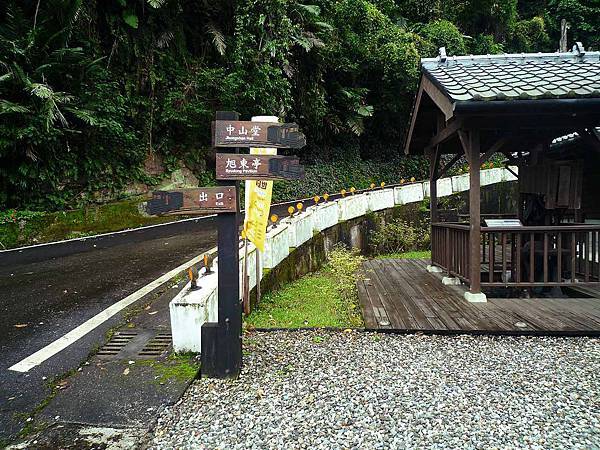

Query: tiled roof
left=422, top=51, right=600, bottom=102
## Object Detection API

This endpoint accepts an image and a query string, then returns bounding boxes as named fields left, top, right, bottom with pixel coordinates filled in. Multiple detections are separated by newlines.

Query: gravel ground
left=149, top=331, right=599, bottom=450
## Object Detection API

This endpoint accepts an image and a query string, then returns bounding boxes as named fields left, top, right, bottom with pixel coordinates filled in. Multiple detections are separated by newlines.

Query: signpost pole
left=201, top=111, right=305, bottom=379
left=201, top=111, right=242, bottom=378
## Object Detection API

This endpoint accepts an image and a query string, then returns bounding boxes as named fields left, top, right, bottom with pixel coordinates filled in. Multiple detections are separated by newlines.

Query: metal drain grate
left=97, top=331, right=138, bottom=356
left=138, top=333, right=172, bottom=357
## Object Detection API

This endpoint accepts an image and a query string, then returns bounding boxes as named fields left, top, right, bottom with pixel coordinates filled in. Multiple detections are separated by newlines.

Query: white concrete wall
left=310, top=202, right=339, bottom=232
left=170, top=167, right=518, bottom=353
left=480, top=168, right=504, bottom=186
left=170, top=267, right=218, bottom=353
left=338, top=194, right=368, bottom=221
left=284, top=210, right=315, bottom=248
left=261, top=223, right=290, bottom=269
left=394, top=183, right=424, bottom=205
left=367, top=189, right=395, bottom=212
left=451, top=173, right=470, bottom=193
left=239, top=241, right=259, bottom=292
left=422, top=178, right=453, bottom=198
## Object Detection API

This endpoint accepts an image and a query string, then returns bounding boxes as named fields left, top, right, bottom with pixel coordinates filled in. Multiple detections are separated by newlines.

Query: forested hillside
left=1, top=0, right=598, bottom=211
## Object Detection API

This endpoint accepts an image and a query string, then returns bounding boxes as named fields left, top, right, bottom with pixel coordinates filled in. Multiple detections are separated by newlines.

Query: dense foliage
left=370, top=217, right=431, bottom=254
left=1, top=0, right=597, bottom=210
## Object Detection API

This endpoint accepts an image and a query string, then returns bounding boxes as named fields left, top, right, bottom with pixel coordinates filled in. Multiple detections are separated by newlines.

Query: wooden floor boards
left=356, top=258, right=600, bottom=335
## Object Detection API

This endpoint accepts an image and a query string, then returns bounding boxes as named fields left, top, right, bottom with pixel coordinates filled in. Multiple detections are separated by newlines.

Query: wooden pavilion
left=404, top=45, right=600, bottom=302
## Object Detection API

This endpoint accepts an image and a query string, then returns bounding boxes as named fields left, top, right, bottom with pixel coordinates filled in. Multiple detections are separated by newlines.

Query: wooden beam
left=480, top=136, right=511, bottom=165
left=437, top=153, right=463, bottom=180
left=403, top=79, right=425, bottom=155
left=458, top=129, right=469, bottom=154
left=429, top=146, right=441, bottom=180
left=429, top=115, right=446, bottom=180
left=425, top=118, right=463, bottom=152
left=422, top=76, right=454, bottom=121
left=505, top=165, right=519, bottom=179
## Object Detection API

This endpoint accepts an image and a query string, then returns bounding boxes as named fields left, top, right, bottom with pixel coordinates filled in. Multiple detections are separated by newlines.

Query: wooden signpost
left=212, top=120, right=306, bottom=149
left=215, top=154, right=305, bottom=181
left=192, top=111, right=306, bottom=379
left=148, top=112, right=306, bottom=378
left=148, top=187, right=237, bottom=215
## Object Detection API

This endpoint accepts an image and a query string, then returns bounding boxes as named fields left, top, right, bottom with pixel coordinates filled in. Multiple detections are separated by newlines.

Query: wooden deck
left=357, top=258, right=600, bottom=335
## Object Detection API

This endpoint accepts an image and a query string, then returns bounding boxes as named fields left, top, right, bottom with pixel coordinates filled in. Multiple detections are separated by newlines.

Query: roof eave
left=453, top=97, right=600, bottom=116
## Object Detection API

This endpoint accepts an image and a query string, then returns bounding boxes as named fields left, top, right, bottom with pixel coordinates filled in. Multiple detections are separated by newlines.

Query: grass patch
left=376, top=250, right=431, bottom=259
left=245, top=246, right=364, bottom=329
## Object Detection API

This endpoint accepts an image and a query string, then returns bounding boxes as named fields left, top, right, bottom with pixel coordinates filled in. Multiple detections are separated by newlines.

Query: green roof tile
left=422, top=52, right=600, bottom=102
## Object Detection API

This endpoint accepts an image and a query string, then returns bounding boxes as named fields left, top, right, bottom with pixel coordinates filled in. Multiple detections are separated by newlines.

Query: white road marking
left=0, top=215, right=217, bottom=255
left=8, top=247, right=217, bottom=373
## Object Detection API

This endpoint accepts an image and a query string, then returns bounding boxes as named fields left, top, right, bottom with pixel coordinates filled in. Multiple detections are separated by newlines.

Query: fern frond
left=156, top=31, right=174, bottom=49
left=347, top=117, right=365, bottom=136
left=206, top=22, right=226, bottom=56
left=65, top=107, right=98, bottom=126
left=297, top=4, right=321, bottom=16
left=0, top=100, right=30, bottom=114
left=147, top=0, right=166, bottom=8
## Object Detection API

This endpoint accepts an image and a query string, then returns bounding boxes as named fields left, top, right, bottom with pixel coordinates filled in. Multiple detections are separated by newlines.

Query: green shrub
left=470, top=34, right=505, bottom=54
left=370, top=218, right=431, bottom=255
left=508, top=16, right=551, bottom=52
left=420, top=20, right=467, bottom=56
left=325, top=244, right=365, bottom=308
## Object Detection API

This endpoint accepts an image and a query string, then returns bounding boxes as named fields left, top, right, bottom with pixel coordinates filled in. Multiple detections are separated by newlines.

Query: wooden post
left=466, top=130, right=484, bottom=300
left=429, top=150, right=439, bottom=224
left=201, top=111, right=242, bottom=378
left=429, top=150, right=439, bottom=268
left=255, top=249, right=261, bottom=305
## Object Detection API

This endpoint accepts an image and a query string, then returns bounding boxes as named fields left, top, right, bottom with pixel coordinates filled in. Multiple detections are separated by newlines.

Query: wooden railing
left=482, top=225, right=600, bottom=287
left=432, top=223, right=471, bottom=283
left=431, top=223, right=600, bottom=287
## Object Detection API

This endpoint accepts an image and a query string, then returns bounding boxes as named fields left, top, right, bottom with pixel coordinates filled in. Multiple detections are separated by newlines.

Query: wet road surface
left=0, top=191, right=372, bottom=441
left=0, top=220, right=217, bottom=440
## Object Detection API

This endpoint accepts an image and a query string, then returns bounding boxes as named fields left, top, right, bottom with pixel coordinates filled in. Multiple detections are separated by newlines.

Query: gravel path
left=149, top=331, right=599, bottom=450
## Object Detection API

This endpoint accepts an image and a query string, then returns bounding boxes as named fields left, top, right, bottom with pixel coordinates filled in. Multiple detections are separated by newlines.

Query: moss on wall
left=0, top=199, right=174, bottom=249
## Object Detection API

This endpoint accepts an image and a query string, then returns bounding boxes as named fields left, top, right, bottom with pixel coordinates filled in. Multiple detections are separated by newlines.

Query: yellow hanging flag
left=244, top=147, right=275, bottom=251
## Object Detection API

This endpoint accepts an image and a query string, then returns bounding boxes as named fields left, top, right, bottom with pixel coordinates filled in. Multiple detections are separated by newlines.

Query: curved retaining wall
left=170, top=167, right=518, bottom=352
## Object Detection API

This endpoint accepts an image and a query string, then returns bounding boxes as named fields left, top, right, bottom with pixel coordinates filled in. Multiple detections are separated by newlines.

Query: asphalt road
left=0, top=220, right=217, bottom=441
left=0, top=190, right=384, bottom=441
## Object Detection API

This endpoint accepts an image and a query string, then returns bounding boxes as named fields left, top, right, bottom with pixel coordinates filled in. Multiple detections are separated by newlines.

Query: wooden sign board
left=212, top=120, right=306, bottom=149
left=148, top=187, right=238, bottom=216
left=484, top=219, right=523, bottom=227
left=215, top=153, right=305, bottom=181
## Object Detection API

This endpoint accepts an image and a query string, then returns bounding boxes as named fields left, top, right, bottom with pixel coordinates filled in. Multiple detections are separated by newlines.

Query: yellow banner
left=244, top=147, right=276, bottom=251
